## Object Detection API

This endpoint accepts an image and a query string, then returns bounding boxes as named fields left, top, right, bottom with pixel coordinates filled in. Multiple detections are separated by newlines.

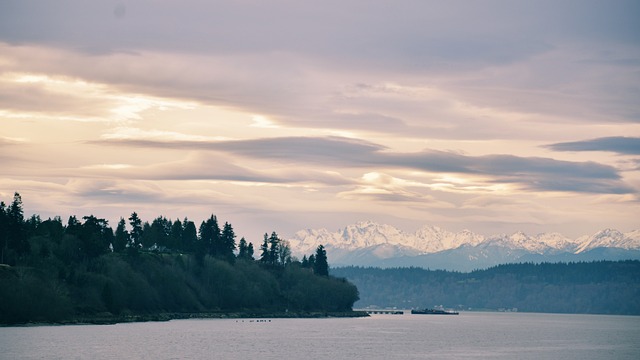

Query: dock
left=357, top=309, right=404, bottom=315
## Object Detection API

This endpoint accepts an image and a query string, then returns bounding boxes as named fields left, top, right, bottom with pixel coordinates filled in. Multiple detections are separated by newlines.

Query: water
left=1, top=312, right=638, bottom=359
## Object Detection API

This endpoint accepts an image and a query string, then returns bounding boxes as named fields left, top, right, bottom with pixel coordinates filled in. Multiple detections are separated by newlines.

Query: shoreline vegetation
left=0, top=193, right=361, bottom=325
left=334, top=261, right=640, bottom=315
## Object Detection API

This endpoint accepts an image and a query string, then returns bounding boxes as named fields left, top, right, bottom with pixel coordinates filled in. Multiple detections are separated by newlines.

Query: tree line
left=332, top=260, right=640, bottom=315
left=0, top=193, right=356, bottom=324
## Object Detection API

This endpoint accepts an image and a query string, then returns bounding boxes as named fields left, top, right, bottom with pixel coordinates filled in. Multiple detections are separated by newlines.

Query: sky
left=0, top=0, right=639, bottom=242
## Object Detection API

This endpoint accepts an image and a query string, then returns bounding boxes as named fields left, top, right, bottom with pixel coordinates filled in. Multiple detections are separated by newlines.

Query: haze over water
left=2, top=312, right=639, bottom=359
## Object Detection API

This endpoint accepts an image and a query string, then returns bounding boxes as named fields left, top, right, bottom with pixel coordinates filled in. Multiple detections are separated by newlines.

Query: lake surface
left=1, top=312, right=639, bottom=359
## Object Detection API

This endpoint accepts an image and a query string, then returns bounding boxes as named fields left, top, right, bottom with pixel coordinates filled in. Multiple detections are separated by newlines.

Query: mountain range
left=287, top=221, right=640, bottom=272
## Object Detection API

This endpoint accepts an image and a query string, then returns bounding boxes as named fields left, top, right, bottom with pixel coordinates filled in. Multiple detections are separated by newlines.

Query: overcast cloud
left=0, top=1, right=638, bottom=239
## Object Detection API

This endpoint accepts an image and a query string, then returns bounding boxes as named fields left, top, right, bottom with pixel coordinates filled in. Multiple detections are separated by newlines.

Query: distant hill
left=288, top=221, right=640, bottom=271
left=332, top=260, right=640, bottom=315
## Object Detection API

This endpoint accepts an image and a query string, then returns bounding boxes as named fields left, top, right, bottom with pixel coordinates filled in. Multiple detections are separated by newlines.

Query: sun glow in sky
left=1, top=1, right=639, bottom=240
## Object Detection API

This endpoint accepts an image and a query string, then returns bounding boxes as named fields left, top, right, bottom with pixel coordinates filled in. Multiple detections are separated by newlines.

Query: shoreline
left=2, top=310, right=370, bottom=327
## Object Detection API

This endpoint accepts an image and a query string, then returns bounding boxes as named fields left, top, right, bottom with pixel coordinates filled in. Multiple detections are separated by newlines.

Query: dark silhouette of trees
left=259, top=233, right=269, bottom=263
left=220, top=222, right=237, bottom=261
left=332, top=261, right=640, bottom=315
left=197, top=216, right=236, bottom=261
left=128, top=212, right=143, bottom=248
left=169, top=218, right=183, bottom=250
left=113, top=218, right=128, bottom=253
left=0, top=193, right=360, bottom=324
left=0, top=201, right=8, bottom=264
left=182, top=218, right=197, bottom=252
left=148, top=216, right=171, bottom=248
left=199, top=215, right=221, bottom=257
left=313, top=245, right=329, bottom=276
left=5, top=193, right=29, bottom=261
left=258, top=232, right=291, bottom=266
left=237, top=237, right=255, bottom=260
left=79, top=215, right=113, bottom=259
left=268, top=231, right=280, bottom=264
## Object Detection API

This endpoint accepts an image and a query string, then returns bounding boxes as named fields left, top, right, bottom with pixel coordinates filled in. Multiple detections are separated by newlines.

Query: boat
left=411, top=308, right=459, bottom=315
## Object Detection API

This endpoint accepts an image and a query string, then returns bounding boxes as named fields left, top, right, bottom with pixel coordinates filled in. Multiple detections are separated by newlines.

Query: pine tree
left=238, top=237, right=248, bottom=259
left=128, top=212, right=143, bottom=248
left=268, top=231, right=280, bottom=265
left=113, top=218, right=128, bottom=252
left=259, top=233, right=269, bottom=263
left=237, top=237, right=255, bottom=260
left=313, top=245, right=329, bottom=276
left=7, top=193, right=28, bottom=255
left=247, top=242, right=254, bottom=260
left=0, top=201, right=8, bottom=264
left=140, top=222, right=152, bottom=248
left=80, top=215, right=112, bottom=258
left=149, top=216, right=171, bottom=248
left=169, top=218, right=183, bottom=250
left=182, top=218, right=197, bottom=252
left=221, top=222, right=236, bottom=261
left=199, top=215, right=220, bottom=256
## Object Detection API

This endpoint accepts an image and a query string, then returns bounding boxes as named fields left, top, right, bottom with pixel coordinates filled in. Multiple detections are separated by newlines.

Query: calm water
left=1, top=312, right=639, bottom=359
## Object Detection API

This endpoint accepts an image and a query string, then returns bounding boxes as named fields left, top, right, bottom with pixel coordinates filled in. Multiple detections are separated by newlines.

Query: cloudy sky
left=1, top=0, right=639, bottom=241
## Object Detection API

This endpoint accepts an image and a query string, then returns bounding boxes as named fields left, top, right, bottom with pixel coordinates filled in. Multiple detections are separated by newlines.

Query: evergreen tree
left=247, top=242, right=254, bottom=260
left=0, top=201, right=7, bottom=264
left=149, top=216, right=171, bottom=248
left=182, top=218, right=197, bottom=252
left=313, top=245, right=329, bottom=276
left=259, top=233, right=269, bottom=263
left=237, top=238, right=255, bottom=261
left=24, top=214, right=41, bottom=238
left=268, top=231, right=280, bottom=265
left=113, top=218, right=128, bottom=253
left=220, top=222, right=236, bottom=261
left=238, top=237, right=248, bottom=259
left=199, top=215, right=220, bottom=256
left=128, top=212, right=143, bottom=248
left=37, top=217, right=64, bottom=244
left=140, top=222, right=153, bottom=248
left=7, top=192, right=29, bottom=256
left=169, top=218, right=183, bottom=250
left=80, top=215, right=113, bottom=258
left=66, top=215, right=81, bottom=235
left=308, top=254, right=316, bottom=269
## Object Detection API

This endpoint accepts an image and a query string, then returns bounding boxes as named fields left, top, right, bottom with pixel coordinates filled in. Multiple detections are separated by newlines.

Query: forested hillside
left=0, top=193, right=359, bottom=324
left=333, top=261, right=640, bottom=315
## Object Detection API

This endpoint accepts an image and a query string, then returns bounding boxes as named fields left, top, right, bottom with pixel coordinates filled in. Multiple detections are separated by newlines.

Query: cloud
left=545, top=137, right=640, bottom=155
left=1, top=1, right=639, bottom=238
left=2, top=1, right=637, bottom=58
left=93, top=135, right=635, bottom=194
left=2, top=1, right=638, bottom=140
left=77, top=152, right=355, bottom=187
left=0, top=71, right=198, bottom=123
left=338, top=172, right=452, bottom=207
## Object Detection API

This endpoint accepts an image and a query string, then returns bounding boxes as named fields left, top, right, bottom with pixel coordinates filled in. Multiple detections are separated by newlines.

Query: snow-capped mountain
left=289, top=221, right=482, bottom=256
left=288, top=221, right=640, bottom=271
left=575, top=229, right=640, bottom=253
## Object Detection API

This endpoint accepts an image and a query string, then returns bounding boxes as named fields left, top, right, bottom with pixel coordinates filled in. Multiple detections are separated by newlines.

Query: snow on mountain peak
left=288, top=221, right=640, bottom=258
left=575, top=228, right=639, bottom=253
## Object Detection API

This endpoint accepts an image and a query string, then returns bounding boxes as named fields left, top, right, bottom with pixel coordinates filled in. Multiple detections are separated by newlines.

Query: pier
left=357, top=309, right=404, bottom=315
